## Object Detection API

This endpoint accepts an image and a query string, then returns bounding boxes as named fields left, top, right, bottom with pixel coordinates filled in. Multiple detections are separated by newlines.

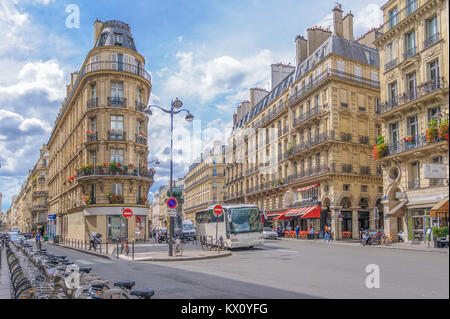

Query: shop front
left=341, top=211, right=352, bottom=239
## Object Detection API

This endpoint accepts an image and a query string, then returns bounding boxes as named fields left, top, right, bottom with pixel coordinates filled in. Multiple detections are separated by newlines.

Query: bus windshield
left=229, top=207, right=262, bottom=234
left=183, top=223, right=194, bottom=231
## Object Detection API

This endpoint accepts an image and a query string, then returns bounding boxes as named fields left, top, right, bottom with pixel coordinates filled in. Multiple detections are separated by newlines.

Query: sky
left=0, top=0, right=385, bottom=210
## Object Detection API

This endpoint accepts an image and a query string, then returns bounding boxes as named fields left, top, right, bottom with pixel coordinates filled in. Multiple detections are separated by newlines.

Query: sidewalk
left=0, top=249, right=11, bottom=299
left=48, top=242, right=232, bottom=261
left=280, top=237, right=449, bottom=253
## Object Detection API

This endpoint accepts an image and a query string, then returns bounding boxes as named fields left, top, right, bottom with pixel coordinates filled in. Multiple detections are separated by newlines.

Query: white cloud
left=353, top=4, right=383, bottom=37
left=0, top=59, right=66, bottom=101
left=162, top=49, right=274, bottom=104
left=0, top=0, right=30, bottom=54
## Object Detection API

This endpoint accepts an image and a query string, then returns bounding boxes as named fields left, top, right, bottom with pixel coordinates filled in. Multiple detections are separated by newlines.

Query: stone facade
left=225, top=5, right=384, bottom=240
left=183, top=142, right=227, bottom=226
left=374, top=0, right=449, bottom=242
left=46, top=20, right=154, bottom=242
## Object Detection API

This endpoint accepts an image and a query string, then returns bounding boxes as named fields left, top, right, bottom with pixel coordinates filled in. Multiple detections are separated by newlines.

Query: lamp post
left=144, top=98, right=194, bottom=256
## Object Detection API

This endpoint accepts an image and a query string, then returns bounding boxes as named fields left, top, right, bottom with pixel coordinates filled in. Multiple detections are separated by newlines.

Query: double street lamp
left=144, top=98, right=194, bottom=256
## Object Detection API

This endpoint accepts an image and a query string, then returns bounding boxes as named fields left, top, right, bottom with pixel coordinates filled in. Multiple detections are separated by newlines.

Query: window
left=111, top=149, right=124, bottom=165
left=90, top=184, right=96, bottom=204
left=114, top=33, right=123, bottom=45
left=343, top=184, right=350, bottom=191
left=406, top=72, right=417, bottom=100
left=407, top=115, right=418, bottom=138
left=428, top=106, right=441, bottom=122
left=404, top=31, right=416, bottom=57
left=406, top=0, right=417, bottom=16
left=410, top=161, right=420, bottom=188
left=361, top=185, right=368, bottom=192
left=90, top=151, right=96, bottom=164
left=386, top=42, right=395, bottom=61
left=91, top=83, right=96, bottom=99
left=110, top=115, right=123, bottom=132
left=111, top=82, right=124, bottom=99
left=354, top=66, right=362, bottom=82
left=378, top=186, right=383, bottom=193
left=388, top=7, right=398, bottom=29
left=213, top=169, right=217, bottom=176
left=337, top=61, right=345, bottom=74
left=390, top=122, right=399, bottom=145
left=137, top=120, right=144, bottom=134
left=428, top=60, right=440, bottom=83
left=111, top=183, right=123, bottom=196
left=425, top=16, right=438, bottom=45
left=388, top=81, right=398, bottom=105
left=137, top=88, right=143, bottom=104
left=90, top=117, right=96, bottom=132
left=98, top=33, right=108, bottom=46
left=212, top=181, right=217, bottom=189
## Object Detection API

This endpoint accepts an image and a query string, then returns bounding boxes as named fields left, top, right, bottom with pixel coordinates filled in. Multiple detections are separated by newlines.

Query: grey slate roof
left=231, top=35, right=379, bottom=133
left=95, top=20, right=137, bottom=52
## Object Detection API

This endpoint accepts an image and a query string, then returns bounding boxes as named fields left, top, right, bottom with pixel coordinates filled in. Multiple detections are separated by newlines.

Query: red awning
left=274, top=210, right=292, bottom=220
left=301, top=206, right=321, bottom=219
left=267, top=210, right=287, bottom=217
left=297, top=184, right=320, bottom=192
left=285, top=207, right=308, bottom=218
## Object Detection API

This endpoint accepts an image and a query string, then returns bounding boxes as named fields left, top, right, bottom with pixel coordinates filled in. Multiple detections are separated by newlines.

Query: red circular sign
left=213, top=205, right=223, bottom=216
left=167, top=197, right=178, bottom=209
left=122, top=208, right=133, bottom=219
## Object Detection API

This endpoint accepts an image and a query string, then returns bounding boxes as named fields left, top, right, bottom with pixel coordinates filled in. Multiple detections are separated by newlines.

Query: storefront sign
left=47, top=214, right=56, bottom=220
left=423, top=164, right=447, bottom=179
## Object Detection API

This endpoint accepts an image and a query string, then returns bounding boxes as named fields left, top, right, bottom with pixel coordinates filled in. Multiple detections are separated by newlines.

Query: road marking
left=95, top=259, right=114, bottom=264
left=277, top=249, right=298, bottom=254
left=75, top=259, right=93, bottom=265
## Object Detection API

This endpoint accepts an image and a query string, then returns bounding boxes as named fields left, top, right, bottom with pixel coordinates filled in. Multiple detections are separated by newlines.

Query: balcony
left=385, top=59, right=397, bottom=72
left=31, top=205, right=48, bottom=212
left=107, top=97, right=127, bottom=107
left=424, top=33, right=440, bottom=49
left=342, top=164, right=353, bottom=174
left=135, top=134, right=147, bottom=145
left=384, top=134, right=447, bottom=157
left=76, top=165, right=155, bottom=180
left=375, top=0, right=419, bottom=40
left=253, top=102, right=287, bottom=129
left=293, top=105, right=321, bottom=127
left=403, top=47, right=417, bottom=61
left=284, top=131, right=335, bottom=159
left=136, top=101, right=146, bottom=112
left=341, top=133, right=352, bottom=143
left=288, top=69, right=379, bottom=107
left=287, top=166, right=332, bottom=184
left=32, top=191, right=48, bottom=198
left=86, top=132, right=98, bottom=143
left=108, top=130, right=126, bottom=141
left=360, top=166, right=371, bottom=175
left=359, top=136, right=369, bottom=145
left=38, top=177, right=46, bottom=183
left=379, top=77, right=447, bottom=114
left=87, top=98, right=98, bottom=109
left=408, top=179, right=421, bottom=190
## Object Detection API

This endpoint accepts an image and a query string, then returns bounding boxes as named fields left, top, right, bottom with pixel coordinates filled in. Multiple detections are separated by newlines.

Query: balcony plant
left=439, top=120, right=449, bottom=144
left=426, top=119, right=439, bottom=144
left=372, top=136, right=387, bottom=160
left=403, top=136, right=414, bottom=143
left=279, top=178, right=285, bottom=185
left=110, top=162, right=122, bottom=174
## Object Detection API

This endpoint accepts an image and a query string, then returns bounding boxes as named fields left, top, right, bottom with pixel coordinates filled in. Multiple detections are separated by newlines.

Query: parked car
left=263, top=227, right=278, bottom=240
left=8, top=233, right=26, bottom=242
left=182, top=220, right=196, bottom=240
left=21, top=232, right=32, bottom=239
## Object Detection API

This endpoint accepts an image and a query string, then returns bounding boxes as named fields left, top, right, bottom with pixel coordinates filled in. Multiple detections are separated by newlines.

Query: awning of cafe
left=430, top=196, right=449, bottom=218
left=389, top=200, right=408, bottom=217
left=267, top=210, right=287, bottom=218
left=297, top=184, right=320, bottom=192
left=301, top=206, right=321, bottom=219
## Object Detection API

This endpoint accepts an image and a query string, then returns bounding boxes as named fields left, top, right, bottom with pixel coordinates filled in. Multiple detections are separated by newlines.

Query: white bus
left=195, top=204, right=264, bottom=249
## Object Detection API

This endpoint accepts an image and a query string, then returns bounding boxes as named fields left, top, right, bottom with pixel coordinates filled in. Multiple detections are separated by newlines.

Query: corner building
left=226, top=6, right=384, bottom=240
left=47, top=20, right=154, bottom=242
left=374, top=0, right=449, bottom=243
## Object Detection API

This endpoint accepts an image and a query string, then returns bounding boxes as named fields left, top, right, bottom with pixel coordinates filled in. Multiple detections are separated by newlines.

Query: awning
left=267, top=210, right=287, bottom=217
left=301, top=206, right=321, bottom=219
left=285, top=208, right=306, bottom=218
left=297, top=184, right=320, bottom=192
left=430, top=197, right=449, bottom=217
left=389, top=201, right=408, bottom=217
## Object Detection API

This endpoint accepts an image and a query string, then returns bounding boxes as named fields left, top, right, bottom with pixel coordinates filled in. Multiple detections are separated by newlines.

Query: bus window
left=229, top=208, right=262, bottom=234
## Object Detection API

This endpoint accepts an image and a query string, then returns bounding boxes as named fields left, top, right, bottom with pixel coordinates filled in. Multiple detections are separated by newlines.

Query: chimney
left=343, top=12, right=354, bottom=41
left=241, top=100, right=251, bottom=118
left=93, top=19, right=103, bottom=46
left=233, top=113, right=238, bottom=126
left=307, top=27, right=332, bottom=56
left=271, top=63, right=295, bottom=90
left=295, top=35, right=308, bottom=66
left=250, top=88, right=269, bottom=108
left=333, top=6, right=343, bottom=38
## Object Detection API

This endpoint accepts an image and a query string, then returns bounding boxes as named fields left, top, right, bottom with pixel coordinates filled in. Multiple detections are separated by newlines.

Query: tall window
left=354, top=66, right=362, bottom=82
left=111, top=115, right=123, bottom=132
left=90, top=151, right=96, bottom=164
left=111, top=82, right=123, bottom=99
left=386, top=41, right=395, bottom=62
left=406, top=72, right=417, bottom=100
left=111, top=183, right=123, bottom=196
left=114, top=33, right=123, bottom=45
left=426, top=16, right=438, bottom=38
left=406, top=0, right=417, bottom=16
left=388, top=81, right=398, bottom=105
left=90, top=184, right=96, bottom=204
left=428, top=106, right=441, bottom=122
left=137, top=120, right=144, bottom=135
left=137, top=185, right=142, bottom=203
left=428, top=60, right=440, bottom=83
left=337, top=60, right=345, bottom=74
left=111, top=149, right=124, bottom=165
left=212, top=181, right=217, bottom=189
left=410, top=161, right=420, bottom=188
left=390, top=122, right=399, bottom=145
left=91, top=83, right=96, bottom=99
left=407, top=115, right=418, bottom=137
left=389, top=7, right=398, bottom=29
left=404, top=31, right=416, bottom=57
left=90, top=117, right=97, bottom=132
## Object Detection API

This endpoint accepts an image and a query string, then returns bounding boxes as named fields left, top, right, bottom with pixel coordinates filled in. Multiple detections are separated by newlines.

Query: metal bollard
left=132, top=241, right=134, bottom=261
left=100, top=242, right=102, bottom=253
left=116, top=241, right=119, bottom=259
left=106, top=241, right=109, bottom=255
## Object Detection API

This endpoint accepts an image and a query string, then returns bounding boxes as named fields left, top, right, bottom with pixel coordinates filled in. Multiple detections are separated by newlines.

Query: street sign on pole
left=122, top=208, right=133, bottom=219
left=168, top=209, right=177, bottom=217
left=167, top=197, right=178, bottom=209
left=213, top=205, right=223, bottom=216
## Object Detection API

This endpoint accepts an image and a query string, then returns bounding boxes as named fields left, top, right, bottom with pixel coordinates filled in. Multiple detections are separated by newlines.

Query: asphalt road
left=40, top=240, right=449, bottom=299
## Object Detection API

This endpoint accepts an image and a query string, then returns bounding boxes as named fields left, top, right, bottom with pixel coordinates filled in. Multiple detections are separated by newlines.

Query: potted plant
left=439, top=119, right=449, bottom=144
left=403, top=136, right=414, bottom=143
left=426, top=119, right=439, bottom=144
left=372, top=136, right=388, bottom=160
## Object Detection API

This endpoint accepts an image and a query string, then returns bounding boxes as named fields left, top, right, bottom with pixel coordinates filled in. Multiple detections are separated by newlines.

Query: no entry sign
left=167, top=197, right=178, bottom=209
left=122, top=208, right=133, bottom=219
left=213, top=205, right=223, bottom=216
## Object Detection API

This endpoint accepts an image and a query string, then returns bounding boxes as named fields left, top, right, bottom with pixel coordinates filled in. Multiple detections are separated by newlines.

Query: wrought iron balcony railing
left=385, top=59, right=397, bottom=72
left=135, top=134, right=147, bottom=145
left=76, top=165, right=155, bottom=180
left=108, top=130, right=126, bottom=141
left=424, top=33, right=440, bottom=49
left=87, top=98, right=98, bottom=109
left=86, top=132, right=98, bottom=142
left=107, top=97, right=127, bottom=107
left=403, top=46, right=417, bottom=61
left=136, top=101, right=146, bottom=112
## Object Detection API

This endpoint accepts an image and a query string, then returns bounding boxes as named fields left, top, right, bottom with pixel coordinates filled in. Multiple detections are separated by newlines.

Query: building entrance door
left=107, top=216, right=128, bottom=242
left=342, top=211, right=352, bottom=238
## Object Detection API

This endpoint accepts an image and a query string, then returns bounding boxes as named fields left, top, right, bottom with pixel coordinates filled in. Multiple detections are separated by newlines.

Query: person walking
left=324, top=225, right=331, bottom=243
left=277, top=225, right=282, bottom=239
left=295, top=225, right=300, bottom=240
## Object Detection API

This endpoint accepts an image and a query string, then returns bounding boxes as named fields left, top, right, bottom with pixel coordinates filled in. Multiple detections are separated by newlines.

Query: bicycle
left=380, top=233, right=393, bottom=246
left=120, top=240, right=129, bottom=256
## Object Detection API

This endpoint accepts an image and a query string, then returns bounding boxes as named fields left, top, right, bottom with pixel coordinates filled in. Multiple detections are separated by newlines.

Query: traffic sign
left=167, top=197, right=178, bottom=209
left=213, top=205, right=223, bottom=216
left=168, top=209, right=177, bottom=217
left=122, top=208, right=133, bottom=219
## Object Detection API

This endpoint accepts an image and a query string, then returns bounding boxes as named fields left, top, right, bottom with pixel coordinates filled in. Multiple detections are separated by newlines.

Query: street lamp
left=144, top=99, right=194, bottom=256
left=148, top=159, right=160, bottom=166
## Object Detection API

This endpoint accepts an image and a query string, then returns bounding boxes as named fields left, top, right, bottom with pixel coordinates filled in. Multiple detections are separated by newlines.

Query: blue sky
left=0, top=0, right=385, bottom=210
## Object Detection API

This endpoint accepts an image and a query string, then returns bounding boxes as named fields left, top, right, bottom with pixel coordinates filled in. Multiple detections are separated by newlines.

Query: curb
left=47, top=243, right=113, bottom=260
left=127, top=252, right=232, bottom=262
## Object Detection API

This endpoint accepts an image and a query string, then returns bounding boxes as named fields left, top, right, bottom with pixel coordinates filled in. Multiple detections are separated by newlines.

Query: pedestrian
left=295, top=225, right=300, bottom=239
left=35, top=233, right=41, bottom=250
left=277, top=225, right=282, bottom=238
left=324, top=225, right=331, bottom=243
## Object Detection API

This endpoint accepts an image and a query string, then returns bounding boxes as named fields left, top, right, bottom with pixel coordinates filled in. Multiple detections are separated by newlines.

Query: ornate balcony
left=86, top=132, right=98, bottom=143
left=87, top=98, right=98, bottom=109
left=403, top=46, right=417, bottom=61
left=424, top=33, right=440, bottom=49
left=385, top=59, right=397, bottom=72
left=136, top=101, right=146, bottom=112
left=107, top=97, right=127, bottom=107
left=135, top=134, right=147, bottom=145
left=76, top=165, right=155, bottom=181
left=108, top=130, right=126, bottom=141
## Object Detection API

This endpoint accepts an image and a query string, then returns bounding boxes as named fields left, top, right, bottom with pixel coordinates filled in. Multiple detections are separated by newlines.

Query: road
left=40, top=239, right=448, bottom=299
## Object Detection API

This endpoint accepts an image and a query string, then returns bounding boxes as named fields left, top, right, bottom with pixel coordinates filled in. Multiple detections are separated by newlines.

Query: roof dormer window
left=114, top=33, right=123, bottom=46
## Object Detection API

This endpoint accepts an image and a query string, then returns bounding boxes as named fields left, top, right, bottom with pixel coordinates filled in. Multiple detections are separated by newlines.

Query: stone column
left=369, top=207, right=376, bottom=230
left=331, top=209, right=341, bottom=241
left=352, top=209, right=359, bottom=239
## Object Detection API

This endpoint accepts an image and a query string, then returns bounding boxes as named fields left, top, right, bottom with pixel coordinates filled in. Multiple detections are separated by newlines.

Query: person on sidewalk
left=277, top=225, right=282, bottom=239
left=324, top=225, right=331, bottom=243
left=295, top=225, right=300, bottom=239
